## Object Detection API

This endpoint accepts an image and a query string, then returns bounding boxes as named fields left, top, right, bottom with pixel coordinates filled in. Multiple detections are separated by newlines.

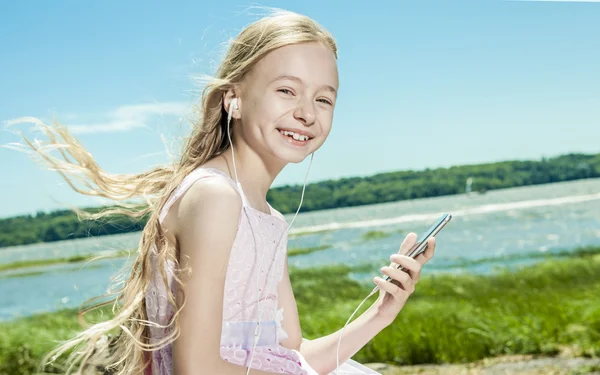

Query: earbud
left=230, top=98, right=239, bottom=111
left=227, top=98, right=239, bottom=124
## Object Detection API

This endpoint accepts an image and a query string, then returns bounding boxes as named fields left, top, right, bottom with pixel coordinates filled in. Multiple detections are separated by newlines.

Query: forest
left=1, top=152, right=598, bottom=248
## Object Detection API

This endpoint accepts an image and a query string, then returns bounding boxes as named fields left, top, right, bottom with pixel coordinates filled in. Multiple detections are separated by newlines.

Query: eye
left=317, top=98, right=333, bottom=106
left=277, top=88, right=294, bottom=95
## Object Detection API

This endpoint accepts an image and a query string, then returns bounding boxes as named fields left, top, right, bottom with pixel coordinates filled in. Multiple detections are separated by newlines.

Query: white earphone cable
left=228, top=100, right=314, bottom=374
left=228, top=99, right=374, bottom=375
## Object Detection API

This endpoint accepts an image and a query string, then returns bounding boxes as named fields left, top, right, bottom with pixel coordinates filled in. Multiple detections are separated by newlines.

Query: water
left=1, top=178, right=599, bottom=321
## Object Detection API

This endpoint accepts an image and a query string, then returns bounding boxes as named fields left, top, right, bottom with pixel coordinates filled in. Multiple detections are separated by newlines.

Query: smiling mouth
left=277, top=129, right=312, bottom=141
left=277, top=129, right=313, bottom=146
left=277, top=129, right=312, bottom=143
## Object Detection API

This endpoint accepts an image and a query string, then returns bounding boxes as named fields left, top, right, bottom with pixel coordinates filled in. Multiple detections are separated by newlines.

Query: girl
left=13, top=9, right=436, bottom=375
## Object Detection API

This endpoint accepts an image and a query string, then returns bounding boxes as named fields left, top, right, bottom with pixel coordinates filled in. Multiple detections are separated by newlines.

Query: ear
left=222, top=89, right=241, bottom=120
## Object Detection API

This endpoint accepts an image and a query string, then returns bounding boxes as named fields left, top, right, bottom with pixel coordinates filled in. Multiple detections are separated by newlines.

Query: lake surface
left=1, top=178, right=599, bottom=321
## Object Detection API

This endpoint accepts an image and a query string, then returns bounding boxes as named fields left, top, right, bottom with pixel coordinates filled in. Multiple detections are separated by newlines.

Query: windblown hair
left=4, top=8, right=337, bottom=375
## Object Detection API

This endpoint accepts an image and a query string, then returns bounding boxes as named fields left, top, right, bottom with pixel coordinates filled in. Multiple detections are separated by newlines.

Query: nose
left=293, top=98, right=316, bottom=126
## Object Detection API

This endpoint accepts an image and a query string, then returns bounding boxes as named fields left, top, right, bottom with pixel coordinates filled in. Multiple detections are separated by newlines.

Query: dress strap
left=158, top=167, right=248, bottom=224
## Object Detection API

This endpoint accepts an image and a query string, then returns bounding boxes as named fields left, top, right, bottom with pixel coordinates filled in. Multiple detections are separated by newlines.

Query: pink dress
left=144, top=167, right=381, bottom=375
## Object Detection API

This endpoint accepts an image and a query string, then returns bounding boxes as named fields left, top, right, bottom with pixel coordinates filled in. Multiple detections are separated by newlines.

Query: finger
left=380, top=266, right=415, bottom=293
left=389, top=254, right=422, bottom=283
left=374, top=276, right=409, bottom=298
left=399, top=232, right=418, bottom=256
left=389, top=232, right=418, bottom=269
left=413, top=237, right=436, bottom=265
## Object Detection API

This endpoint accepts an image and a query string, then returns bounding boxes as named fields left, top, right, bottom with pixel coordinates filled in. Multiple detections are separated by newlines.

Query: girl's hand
left=372, top=232, right=436, bottom=325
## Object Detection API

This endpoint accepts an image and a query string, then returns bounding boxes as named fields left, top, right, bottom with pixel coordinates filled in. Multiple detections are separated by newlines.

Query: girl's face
left=237, top=41, right=339, bottom=164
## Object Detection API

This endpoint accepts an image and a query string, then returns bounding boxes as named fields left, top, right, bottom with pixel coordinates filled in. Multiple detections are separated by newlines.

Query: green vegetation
left=0, top=246, right=319, bottom=273
left=575, top=364, right=600, bottom=374
left=288, top=228, right=333, bottom=238
left=293, top=248, right=600, bottom=366
left=437, top=245, right=600, bottom=269
left=0, top=207, right=149, bottom=248
left=0, top=250, right=130, bottom=272
left=288, top=244, right=332, bottom=257
left=361, top=230, right=392, bottom=241
left=0, top=305, right=112, bottom=375
left=1, top=247, right=599, bottom=374
left=268, top=152, right=600, bottom=213
left=2, top=152, right=600, bottom=248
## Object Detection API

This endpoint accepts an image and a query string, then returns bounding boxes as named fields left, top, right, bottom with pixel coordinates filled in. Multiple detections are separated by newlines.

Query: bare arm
left=170, top=178, right=282, bottom=375
left=271, top=209, right=389, bottom=374
left=277, top=252, right=388, bottom=374
left=298, top=304, right=388, bottom=374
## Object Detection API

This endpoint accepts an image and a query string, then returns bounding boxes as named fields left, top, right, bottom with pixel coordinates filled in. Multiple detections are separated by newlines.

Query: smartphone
left=383, top=213, right=452, bottom=283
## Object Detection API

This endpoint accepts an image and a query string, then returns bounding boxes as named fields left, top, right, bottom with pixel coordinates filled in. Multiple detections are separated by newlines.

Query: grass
left=0, top=306, right=115, bottom=375
left=0, top=246, right=331, bottom=273
left=1, top=247, right=599, bottom=375
left=437, top=245, right=600, bottom=269
left=288, top=228, right=334, bottom=238
left=0, top=270, right=45, bottom=279
left=291, top=247, right=600, bottom=366
left=573, top=364, right=600, bottom=374
left=288, top=244, right=332, bottom=257
left=0, top=250, right=131, bottom=272
left=361, top=230, right=393, bottom=241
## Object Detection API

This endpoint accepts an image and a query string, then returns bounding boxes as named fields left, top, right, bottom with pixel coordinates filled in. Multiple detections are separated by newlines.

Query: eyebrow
left=270, top=74, right=337, bottom=95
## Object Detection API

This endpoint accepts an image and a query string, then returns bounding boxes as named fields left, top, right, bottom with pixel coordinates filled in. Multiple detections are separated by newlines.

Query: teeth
left=280, top=130, right=309, bottom=141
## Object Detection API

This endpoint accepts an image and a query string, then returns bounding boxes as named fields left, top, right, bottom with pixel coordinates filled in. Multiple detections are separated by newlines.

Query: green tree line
left=1, top=152, right=599, bottom=248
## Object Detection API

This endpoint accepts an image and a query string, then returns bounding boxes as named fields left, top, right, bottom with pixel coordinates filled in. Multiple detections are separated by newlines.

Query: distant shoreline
left=1, top=152, right=599, bottom=248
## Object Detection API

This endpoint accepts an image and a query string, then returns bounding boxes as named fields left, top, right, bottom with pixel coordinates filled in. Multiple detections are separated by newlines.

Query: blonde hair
left=6, top=8, right=337, bottom=375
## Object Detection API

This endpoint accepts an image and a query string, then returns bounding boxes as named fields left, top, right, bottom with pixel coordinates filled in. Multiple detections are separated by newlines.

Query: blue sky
left=1, top=0, right=599, bottom=218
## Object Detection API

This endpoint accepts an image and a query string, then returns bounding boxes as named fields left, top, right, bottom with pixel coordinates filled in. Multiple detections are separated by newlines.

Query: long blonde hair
left=5, top=8, right=337, bottom=375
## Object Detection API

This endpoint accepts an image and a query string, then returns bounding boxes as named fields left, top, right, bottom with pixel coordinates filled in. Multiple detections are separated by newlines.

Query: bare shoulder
left=178, top=177, right=241, bottom=216
left=165, top=176, right=243, bottom=241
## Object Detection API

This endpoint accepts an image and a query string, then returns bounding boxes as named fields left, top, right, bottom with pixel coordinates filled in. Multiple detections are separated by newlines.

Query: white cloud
left=67, top=101, right=190, bottom=134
